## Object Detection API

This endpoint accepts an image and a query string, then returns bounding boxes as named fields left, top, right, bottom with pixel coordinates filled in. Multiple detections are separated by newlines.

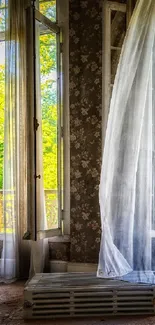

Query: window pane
left=39, top=1, right=56, bottom=22
left=0, top=0, right=5, bottom=8
left=111, top=10, right=126, bottom=48
left=36, top=20, right=59, bottom=229
left=0, top=8, right=5, bottom=32
left=0, top=41, right=5, bottom=232
left=111, top=49, right=121, bottom=84
left=110, top=9, right=127, bottom=85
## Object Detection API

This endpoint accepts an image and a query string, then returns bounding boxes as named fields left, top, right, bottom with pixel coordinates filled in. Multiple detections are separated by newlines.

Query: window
left=26, top=0, right=69, bottom=239
left=39, top=0, right=56, bottom=21
left=0, top=1, right=5, bottom=233
left=102, top=0, right=136, bottom=147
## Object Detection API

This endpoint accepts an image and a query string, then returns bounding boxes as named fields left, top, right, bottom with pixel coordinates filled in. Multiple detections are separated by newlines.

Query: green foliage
left=39, top=1, right=56, bottom=22
left=39, top=6, right=58, bottom=226
left=40, top=33, right=57, bottom=76
left=40, top=31, right=58, bottom=192
left=0, top=6, right=5, bottom=32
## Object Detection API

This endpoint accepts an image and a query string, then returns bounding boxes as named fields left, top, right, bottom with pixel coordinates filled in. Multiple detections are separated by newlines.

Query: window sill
left=48, top=235, right=70, bottom=243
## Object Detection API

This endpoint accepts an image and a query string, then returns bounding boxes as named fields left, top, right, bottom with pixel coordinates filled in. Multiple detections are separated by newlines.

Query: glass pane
left=36, top=20, right=59, bottom=229
left=152, top=239, right=155, bottom=270
left=0, top=8, right=5, bottom=32
left=0, top=41, right=5, bottom=232
left=111, top=49, right=121, bottom=84
left=111, top=10, right=126, bottom=48
left=152, top=50, right=155, bottom=232
left=0, top=0, right=5, bottom=9
left=39, top=0, right=56, bottom=22
left=110, top=9, right=127, bottom=86
left=60, top=52, right=63, bottom=212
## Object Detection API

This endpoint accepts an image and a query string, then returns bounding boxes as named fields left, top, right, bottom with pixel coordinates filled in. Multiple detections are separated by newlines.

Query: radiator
left=24, top=273, right=155, bottom=319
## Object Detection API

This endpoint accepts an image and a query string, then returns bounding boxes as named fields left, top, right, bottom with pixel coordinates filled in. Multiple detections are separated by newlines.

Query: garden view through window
left=0, top=0, right=5, bottom=233
left=0, top=0, right=62, bottom=232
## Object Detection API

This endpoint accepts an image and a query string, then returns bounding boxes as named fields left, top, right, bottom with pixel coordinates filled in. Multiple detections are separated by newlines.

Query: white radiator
left=24, top=273, right=155, bottom=319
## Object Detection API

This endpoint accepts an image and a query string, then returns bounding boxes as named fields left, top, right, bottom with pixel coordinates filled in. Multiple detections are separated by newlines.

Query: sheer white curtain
left=98, top=0, right=155, bottom=283
left=0, top=0, right=30, bottom=282
left=0, top=0, right=48, bottom=282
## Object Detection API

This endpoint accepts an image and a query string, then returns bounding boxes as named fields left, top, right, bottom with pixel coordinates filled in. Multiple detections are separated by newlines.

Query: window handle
left=34, top=118, right=39, bottom=131
left=35, top=174, right=41, bottom=179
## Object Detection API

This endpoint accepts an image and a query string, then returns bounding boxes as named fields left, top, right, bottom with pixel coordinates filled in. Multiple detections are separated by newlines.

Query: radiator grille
left=24, top=273, right=155, bottom=319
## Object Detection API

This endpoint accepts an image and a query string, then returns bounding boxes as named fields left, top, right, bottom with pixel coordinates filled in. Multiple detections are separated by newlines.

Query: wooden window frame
left=26, top=0, right=70, bottom=240
left=102, top=0, right=136, bottom=149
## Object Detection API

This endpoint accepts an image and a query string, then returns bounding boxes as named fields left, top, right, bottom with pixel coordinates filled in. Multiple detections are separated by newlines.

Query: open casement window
left=0, top=3, right=5, bottom=234
left=26, top=0, right=69, bottom=240
left=102, top=0, right=136, bottom=146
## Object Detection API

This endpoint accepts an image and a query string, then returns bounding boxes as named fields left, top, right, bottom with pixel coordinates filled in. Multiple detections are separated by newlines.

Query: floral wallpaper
left=49, top=241, right=70, bottom=261
left=48, top=0, right=129, bottom=264
left=69, top=0, right=102, bottom=263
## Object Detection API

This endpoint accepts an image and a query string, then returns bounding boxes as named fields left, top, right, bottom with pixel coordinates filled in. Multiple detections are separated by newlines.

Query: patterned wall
left=69, top=0, right=102, bottom=263
left=48, top=0, right=130, bottom=264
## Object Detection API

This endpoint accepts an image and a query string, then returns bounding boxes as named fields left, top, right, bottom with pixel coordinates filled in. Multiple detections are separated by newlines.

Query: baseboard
left=67, top=262, right=97, bottom=272
left=50, top=260, right=98, bottom=273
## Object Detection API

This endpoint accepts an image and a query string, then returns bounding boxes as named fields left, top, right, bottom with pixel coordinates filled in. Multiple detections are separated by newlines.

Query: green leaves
left=42, top=104, right=58, bottom=189
left=40, top=33, right=57, bottom=76
left=39, top=10, right=59, bottom=227
left=0, top=7, right=5, bottom=32
left=39, top=1, right=56, bottom=22
left=39, top=22, right=58, bottom=193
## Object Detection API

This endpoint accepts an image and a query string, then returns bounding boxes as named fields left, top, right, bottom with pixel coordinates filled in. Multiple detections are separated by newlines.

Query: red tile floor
left=0, top=281, right=155, bottom=325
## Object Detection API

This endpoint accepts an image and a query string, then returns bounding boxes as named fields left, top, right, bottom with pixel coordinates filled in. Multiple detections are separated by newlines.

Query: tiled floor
left=0, top=281, right=155, bottom=325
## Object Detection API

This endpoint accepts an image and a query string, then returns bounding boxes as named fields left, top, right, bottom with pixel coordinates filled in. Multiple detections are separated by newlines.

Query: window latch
left=35, top=174, right=41, bottom=179
left=60, top=42, right=63, bottom=53
left=34, top=118, right=39, bottom=131
left=61, top=126, right=64, bottom=138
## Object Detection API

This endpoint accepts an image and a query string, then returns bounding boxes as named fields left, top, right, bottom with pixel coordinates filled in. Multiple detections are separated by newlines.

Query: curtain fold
left=98, top=0, right=155, bottom=283
left=1, top=0, right=30, bottom=281
left=0, top=0, right=48, bottom=282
